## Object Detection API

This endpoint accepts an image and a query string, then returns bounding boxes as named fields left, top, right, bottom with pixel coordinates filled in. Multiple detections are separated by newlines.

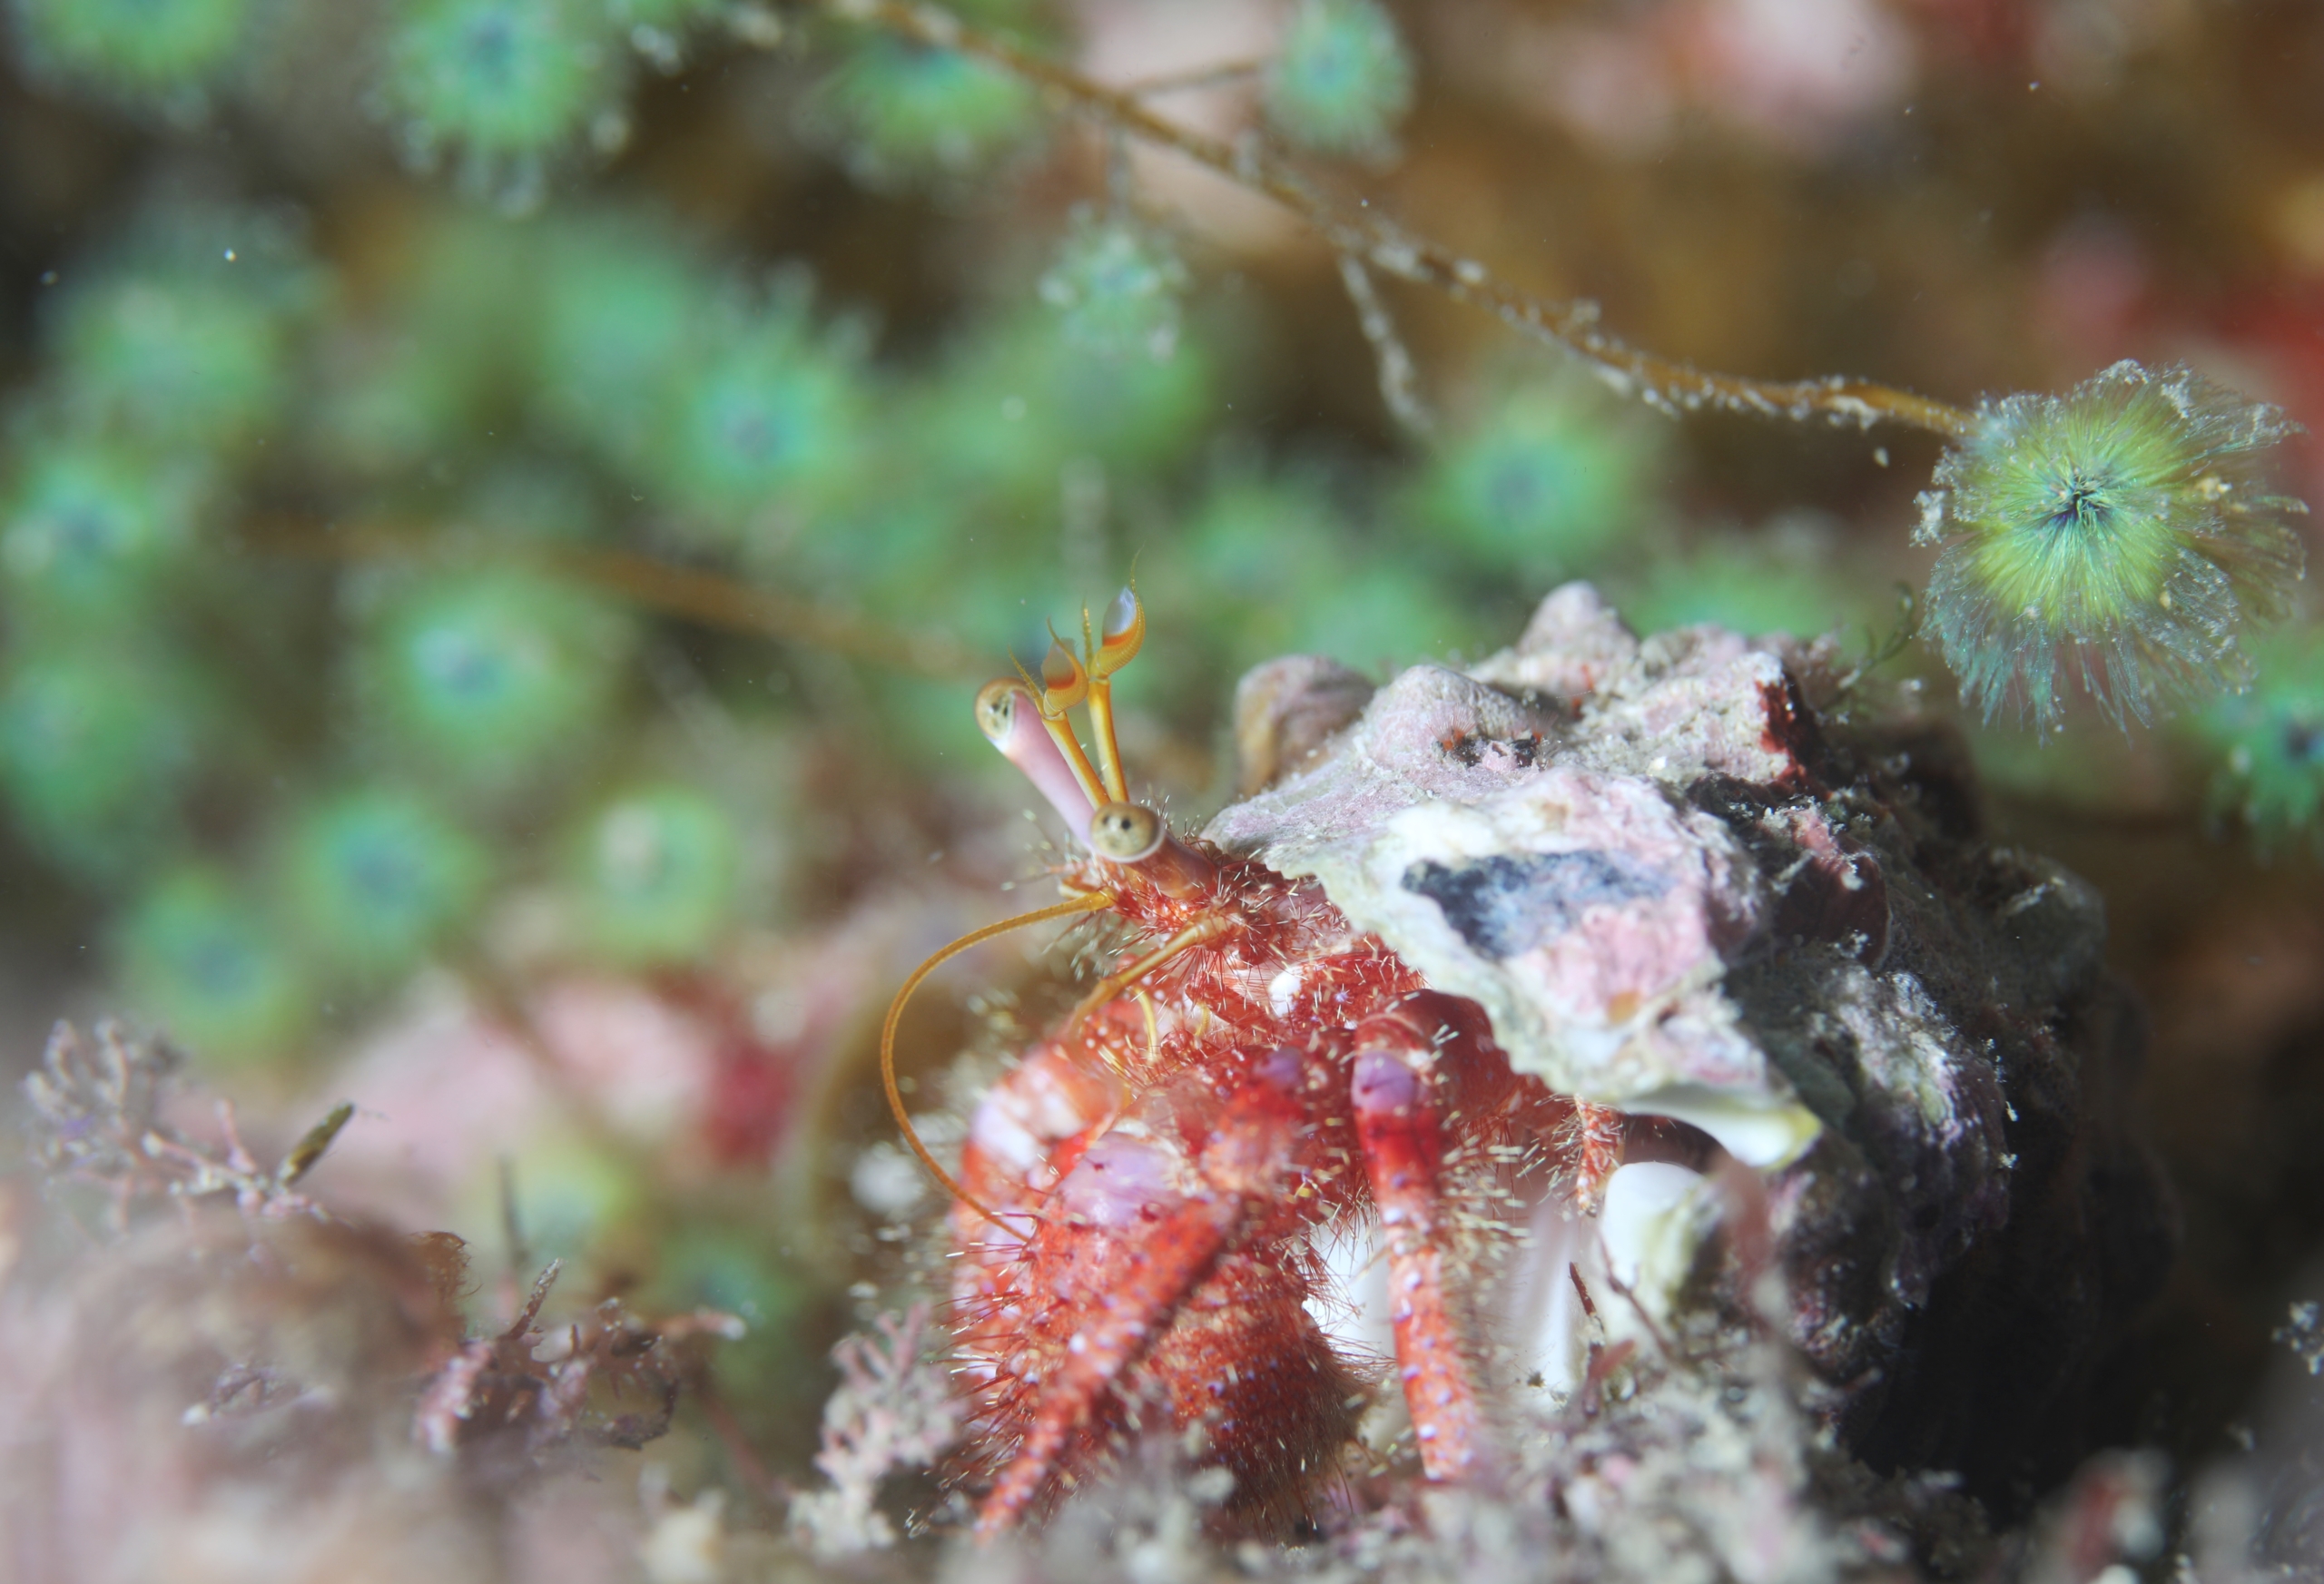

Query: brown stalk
left=818, top=0, right=1977, bottom=439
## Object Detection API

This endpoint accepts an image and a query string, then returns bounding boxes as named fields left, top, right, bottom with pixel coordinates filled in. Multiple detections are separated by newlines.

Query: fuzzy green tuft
left=1417, top=378, right=1658, bottom=579
left=648, top=285, right=870, bottom=535
left=533, top=214, right=709, bottom=471
left=278, top=789, right=489, bottom=980
left=1917, top=359, right=2309, bottom=733
left=52, top=229, right=316, bottom=455
left=119, top=869, right=308, bottom=1063
left=812, top=32, right=1042, bottom=186
left=383, top=0, right=620, bottom=201
left=10, top=0, right=253, bottom=100
left=571, top=784, right=743, bottom=966
left=2191, top=625, right=2324, bottom=856
left=1, top=440, right=200, bottom=626
left=0, top=648, right=197, bottom=880
left=1264, top=0, right=1413, bottom=159
left=359, top=569, right=630, bottom=797
left=1038, top=209, right=1192, bottom=362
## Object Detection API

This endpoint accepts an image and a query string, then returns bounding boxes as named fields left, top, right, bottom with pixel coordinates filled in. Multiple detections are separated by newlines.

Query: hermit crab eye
left=1088, top=801, right=1167, bottom=863
left=974, top=678, right=1021, bottom=745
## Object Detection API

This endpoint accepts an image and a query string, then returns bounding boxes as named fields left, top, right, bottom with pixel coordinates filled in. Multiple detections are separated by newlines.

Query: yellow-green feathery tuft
left=1917, top=359, right=2309, bottom=733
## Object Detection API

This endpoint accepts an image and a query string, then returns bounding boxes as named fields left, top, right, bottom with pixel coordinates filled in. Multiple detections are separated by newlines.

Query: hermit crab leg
left=973, top=1058, right=1320, bottom=1534
left=881, top=890, right=1117, bottom=1231
left=1350, top=998, right=1502, bottom=1481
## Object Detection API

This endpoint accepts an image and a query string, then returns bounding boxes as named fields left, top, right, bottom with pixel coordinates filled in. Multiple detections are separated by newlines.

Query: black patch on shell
left=1401, top=850, right=1669, bottom=959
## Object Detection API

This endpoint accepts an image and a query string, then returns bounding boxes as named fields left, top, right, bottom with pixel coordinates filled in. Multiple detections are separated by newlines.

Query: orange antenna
left=1059, top=911, right=1232, bottom=1038
left=881, top=890, right=1118, bottom=1232
left=1083, top=585, right=1144, bottom=804
left=1019, top=636, right=1107, bottom=810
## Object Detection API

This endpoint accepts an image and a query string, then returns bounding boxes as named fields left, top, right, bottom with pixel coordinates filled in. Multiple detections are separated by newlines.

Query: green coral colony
left=0, top=0, right=2313, bottom=1307
left=1917, top=360, right=2309, bottom=733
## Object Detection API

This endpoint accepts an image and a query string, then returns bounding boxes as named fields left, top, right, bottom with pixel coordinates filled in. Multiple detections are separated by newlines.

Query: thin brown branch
left=1117, top=57, right=1265, bottom=97
left=820, top=0, right=1976, bottom=439
left=241, top=516, right=982, bottom=679
left=1336, top=252, right=1433, bottom=438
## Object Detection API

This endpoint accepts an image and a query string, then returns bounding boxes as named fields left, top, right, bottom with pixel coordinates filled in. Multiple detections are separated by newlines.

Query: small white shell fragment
left=1266, top=964, right=1306, bottom=1018
left=1502, top=1196, right=1598, bottom=1397
left=1600, top=1161, right=1713, bottom=1310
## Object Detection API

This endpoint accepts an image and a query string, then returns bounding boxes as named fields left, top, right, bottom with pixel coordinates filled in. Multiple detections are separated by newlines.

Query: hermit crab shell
left=1209, top=583, right=2175, bottom=1497
left=1207, top=584, right=1831, bottom=1166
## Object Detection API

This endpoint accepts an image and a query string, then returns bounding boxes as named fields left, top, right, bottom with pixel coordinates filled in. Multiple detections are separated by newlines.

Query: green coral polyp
left=2195, top=627, right=2324, bottom=854
left=0, top=650, right=194, bottom=877
left=281, top=790, right=488, bottom=979
left=365, top=570, right=628, bottom=792
left=11, top=0, right=254, bottom=98
left=658, top=308, right=868, bottom=527
left=1264, top=0, right=1414, bottom=158
left=1918, top=359, right=2309, bottom=732
left=534, top=218, right=708, bottom=468
left=1038, top=211, right=1192, bottom=361
left=1421, top=380, right=1654, bottom=578
left=1, top=442, right=196, bottom=623
left=817, top=34, right=1042, bottom=183
left=55, top=251, right=308, bottom=453
left=385, top=0, right=617, bottom=169
left=574, top=785, right=743, bottom=965
left=120, top=869, right=307, bottom=1062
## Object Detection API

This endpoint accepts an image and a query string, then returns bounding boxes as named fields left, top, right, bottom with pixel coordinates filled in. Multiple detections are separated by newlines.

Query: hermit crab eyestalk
left=1089, top=800, right=1167, bottom=863
left=975, top=678, right=1098, bottom=847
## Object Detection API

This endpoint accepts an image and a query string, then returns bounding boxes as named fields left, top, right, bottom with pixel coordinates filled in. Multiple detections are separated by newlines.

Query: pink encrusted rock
left=1209, top=583, right=2177, bottom=1502
left=1206, top=586, right=1831, bottom=1164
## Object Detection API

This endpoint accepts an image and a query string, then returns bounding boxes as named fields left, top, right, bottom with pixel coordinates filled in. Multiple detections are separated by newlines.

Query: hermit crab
left=881, top=588, right=1673, bottom=1532
left=883, top=584, right=2180, bottom=1532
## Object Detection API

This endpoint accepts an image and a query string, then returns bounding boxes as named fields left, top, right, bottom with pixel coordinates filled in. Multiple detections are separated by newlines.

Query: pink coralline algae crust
left=1209, top=583, right=2176, bottom=1506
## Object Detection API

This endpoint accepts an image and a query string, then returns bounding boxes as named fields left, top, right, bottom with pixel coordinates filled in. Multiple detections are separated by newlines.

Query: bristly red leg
left=970, top=1054, right=1350, bottom=1535
left=1351, top=995, right=1502, bottom=1482
left=975, top=1171, right=1241, bottom=1532
left=1565, top=1099, right=1628, bottom=1212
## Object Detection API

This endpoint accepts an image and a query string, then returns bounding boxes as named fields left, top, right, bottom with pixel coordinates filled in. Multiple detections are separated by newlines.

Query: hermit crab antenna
left=881, top=890, right=1117, bottom=1233
left=1022, top=635, right=1107, bottom=811
left=1082, top=586, right=1145, bottom=805
left=976, top=680, right=1098, bottom=848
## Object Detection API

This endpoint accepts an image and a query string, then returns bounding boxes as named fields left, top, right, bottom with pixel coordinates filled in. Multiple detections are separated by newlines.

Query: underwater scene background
left=0, top=1, right=2321, bottom=1579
